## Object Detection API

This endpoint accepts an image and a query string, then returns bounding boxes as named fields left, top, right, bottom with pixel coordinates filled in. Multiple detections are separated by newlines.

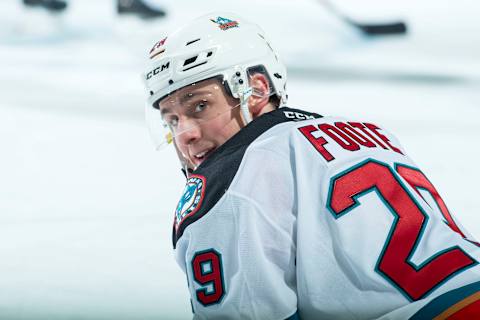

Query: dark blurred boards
left=22, top=0, right=166, bottom=19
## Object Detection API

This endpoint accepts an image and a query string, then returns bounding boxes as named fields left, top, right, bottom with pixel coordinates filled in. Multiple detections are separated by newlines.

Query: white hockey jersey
left=171, top=107, right=480, bottom=320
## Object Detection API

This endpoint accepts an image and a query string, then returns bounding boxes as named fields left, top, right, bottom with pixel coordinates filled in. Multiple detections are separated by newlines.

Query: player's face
left=158, top=78, right=243, bottom=169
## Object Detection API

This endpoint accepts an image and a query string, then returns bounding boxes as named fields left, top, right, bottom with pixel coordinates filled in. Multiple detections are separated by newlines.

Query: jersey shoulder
left=172, top=107, right=322, bottom=247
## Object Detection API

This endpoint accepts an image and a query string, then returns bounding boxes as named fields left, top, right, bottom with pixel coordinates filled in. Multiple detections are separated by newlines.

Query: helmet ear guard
left=227, top=67, right=253, bottom=123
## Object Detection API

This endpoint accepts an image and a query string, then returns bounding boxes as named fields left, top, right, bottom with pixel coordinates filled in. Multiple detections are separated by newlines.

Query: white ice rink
left=1, top=0, right=479, bottom=318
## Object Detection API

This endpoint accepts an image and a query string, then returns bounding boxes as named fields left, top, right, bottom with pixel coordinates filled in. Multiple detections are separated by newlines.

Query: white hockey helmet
left=143, top=12, right=287, bottom=151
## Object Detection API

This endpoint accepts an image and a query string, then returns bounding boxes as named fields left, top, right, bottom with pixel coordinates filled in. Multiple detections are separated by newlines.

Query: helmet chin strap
left=239, top=87, right=253, bottom=125
left=171, top=139, right=195, bottom=178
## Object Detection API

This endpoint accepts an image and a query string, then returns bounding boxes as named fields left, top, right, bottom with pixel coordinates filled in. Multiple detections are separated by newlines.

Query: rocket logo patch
left=210, top=16, right=239, bottom=31
left=174, top=174, right=206, bottom=231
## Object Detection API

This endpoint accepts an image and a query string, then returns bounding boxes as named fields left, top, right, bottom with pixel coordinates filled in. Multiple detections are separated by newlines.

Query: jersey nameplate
left=298, top=121, right=403, bottom=162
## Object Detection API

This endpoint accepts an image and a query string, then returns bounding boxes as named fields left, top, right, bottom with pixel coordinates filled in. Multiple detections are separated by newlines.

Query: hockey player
left=143, top=12, right=480, bottom=319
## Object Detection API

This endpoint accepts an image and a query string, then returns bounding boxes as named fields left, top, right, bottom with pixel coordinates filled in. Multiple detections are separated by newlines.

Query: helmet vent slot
left=183, top=56, right=198, bottom=66
left=186, top=38, right=201, bottom=46
left=183, top=61, right=208, bottom=72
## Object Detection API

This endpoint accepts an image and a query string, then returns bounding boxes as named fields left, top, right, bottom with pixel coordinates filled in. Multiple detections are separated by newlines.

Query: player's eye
left=164, top=116, right=179, bottom=128
left=194, top=101, right=207, bottom=113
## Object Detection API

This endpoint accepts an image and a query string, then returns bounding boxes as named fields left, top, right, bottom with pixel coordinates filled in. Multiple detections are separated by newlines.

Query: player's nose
left=176, top=119, right=202, bottom=146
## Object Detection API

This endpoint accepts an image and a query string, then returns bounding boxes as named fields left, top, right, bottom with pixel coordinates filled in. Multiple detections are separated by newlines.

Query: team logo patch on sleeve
left=174, top=174, right=206, bottom=231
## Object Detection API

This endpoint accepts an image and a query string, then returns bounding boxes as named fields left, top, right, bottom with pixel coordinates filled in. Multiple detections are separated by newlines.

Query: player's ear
left=248, top=73, right=271, bottom=117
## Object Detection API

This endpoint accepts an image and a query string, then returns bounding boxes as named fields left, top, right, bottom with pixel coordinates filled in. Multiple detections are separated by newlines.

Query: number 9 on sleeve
left=191, top=249, right=226, bottom=306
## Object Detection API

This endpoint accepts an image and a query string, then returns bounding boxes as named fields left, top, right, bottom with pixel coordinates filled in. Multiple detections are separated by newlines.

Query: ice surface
left=0, top=0, right=479, bottom=318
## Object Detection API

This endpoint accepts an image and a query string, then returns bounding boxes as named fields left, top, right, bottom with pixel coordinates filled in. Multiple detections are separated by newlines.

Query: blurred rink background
left=0, top=0, right=479, bottom=318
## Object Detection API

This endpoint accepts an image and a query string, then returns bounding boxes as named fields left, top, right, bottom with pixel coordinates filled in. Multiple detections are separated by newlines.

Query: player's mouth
left=192, top=148, right=215, bottom=166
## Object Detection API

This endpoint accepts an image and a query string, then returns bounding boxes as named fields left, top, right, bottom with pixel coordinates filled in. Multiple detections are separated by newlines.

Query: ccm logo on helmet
left=146, top=62, right=170, bottom=80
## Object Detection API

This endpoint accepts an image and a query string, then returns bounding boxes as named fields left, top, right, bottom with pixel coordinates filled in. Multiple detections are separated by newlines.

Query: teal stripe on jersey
left=410, top=281, right=480, bottom=319
left=285, top=310, right=300, bottom=320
